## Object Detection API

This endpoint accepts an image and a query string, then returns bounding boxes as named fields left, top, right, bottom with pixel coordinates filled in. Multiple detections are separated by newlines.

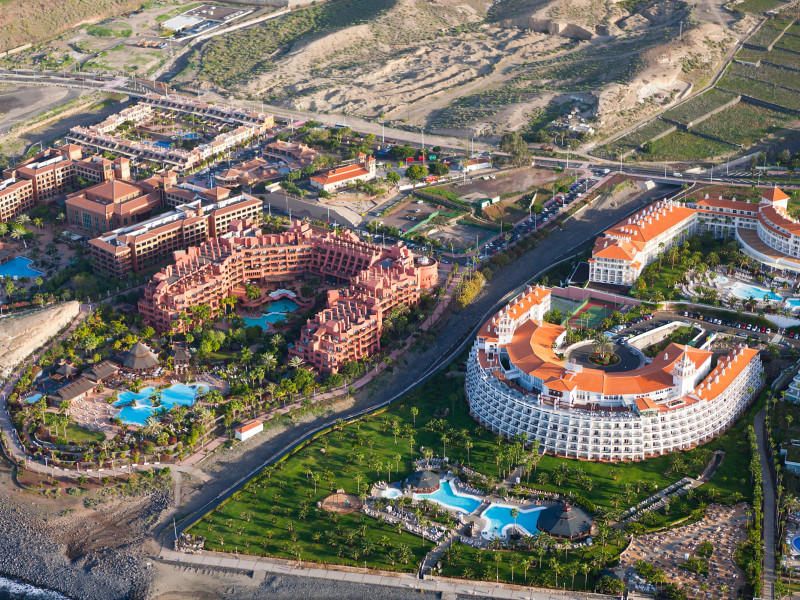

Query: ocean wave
left=0, top=576, right=69, bottom=599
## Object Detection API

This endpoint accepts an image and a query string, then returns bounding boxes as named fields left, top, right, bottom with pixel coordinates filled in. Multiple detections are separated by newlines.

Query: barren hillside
left=189, top=0, right=743, bottom=139
left=0, top=0, right=142, bottom=51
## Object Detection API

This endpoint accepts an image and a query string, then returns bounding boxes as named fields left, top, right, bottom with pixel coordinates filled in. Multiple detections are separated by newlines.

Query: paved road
left=755, top=409, right=776, bottom=600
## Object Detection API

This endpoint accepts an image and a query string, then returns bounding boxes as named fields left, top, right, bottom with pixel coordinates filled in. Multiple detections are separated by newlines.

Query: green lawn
left=440, top=540, right=626, bottom=589
left=44, top=413, right=106, bottom=445
left=187, top=357, right=725, bottom=573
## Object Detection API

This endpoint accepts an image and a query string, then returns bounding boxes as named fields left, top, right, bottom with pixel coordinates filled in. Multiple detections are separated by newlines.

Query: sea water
left=0, top=576, right=68, bottom=599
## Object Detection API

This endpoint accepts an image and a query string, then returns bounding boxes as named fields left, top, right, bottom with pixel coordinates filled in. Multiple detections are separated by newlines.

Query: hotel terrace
left=89, top=194, right=262, bottom=277
left=138, top=220, right=439, bottom=372
left=465, top=287, right=762, bottom=461
left=589, top=188, right=797, bottom=286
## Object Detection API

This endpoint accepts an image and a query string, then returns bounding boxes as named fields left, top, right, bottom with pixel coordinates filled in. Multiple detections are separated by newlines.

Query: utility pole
left=679, top=21, right=683, bottom=41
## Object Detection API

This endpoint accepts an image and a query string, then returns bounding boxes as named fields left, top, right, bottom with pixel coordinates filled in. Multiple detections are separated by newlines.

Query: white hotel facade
left=465, top=287, right=763, bottom=461
left=588, top=188, right=797, bottom=285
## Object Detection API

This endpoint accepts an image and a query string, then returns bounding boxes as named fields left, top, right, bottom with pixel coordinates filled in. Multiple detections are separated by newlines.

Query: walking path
left=157, top=547, right=614, bottom=600
left=755, top=409, right=776, bottom=600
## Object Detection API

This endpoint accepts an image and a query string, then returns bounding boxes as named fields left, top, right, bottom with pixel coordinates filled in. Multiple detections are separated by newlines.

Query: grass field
left=638, top=130, right=734, bottom=161
left=44, top=413, right=106, bottom=445
left=718, top=73, right=800, bottom=110
left=733, top=0, right=787, bottom=13
left=660, top=89, right=738, bottom=125
left=776, top=32, right=800, bottom=53
left=186, top=357, right=717, bottom=572
left=692, top=102, right=793, bottom=146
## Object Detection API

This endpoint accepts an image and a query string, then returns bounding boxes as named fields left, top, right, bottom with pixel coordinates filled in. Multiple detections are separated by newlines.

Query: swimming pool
left=153, top=140, right=173, bottom=149
left=793, top=536, right=800, bottom=554
left=244, top=299, right=300, bottom=329
left=114, top=383, right=209, bottom=425
left=23, top=393, right=42, bottom=404
left=414, top=479, right=482, bottom=514
left=381, top=487, right=402, bottom=499
left=729, top=282, right=782, bottom=302
left=0, top=257, right=42, bottom=279
left=786, top=298, right=800, bottom=310
left=480, top=503, right=545, bottom=539
left=715, top=276, right=728, bottom=284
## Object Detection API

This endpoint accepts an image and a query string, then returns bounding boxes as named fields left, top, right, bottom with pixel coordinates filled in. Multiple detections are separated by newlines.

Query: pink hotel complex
left=139, top=220, right=439, bottom=373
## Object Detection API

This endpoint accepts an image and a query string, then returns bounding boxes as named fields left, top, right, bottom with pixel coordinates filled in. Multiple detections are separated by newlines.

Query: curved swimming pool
left=415, top=480, right=482, bottom=514
left=481, top=504, right=545, bottom=539
left=793, top=536, right=800, bottom=554
left=114, top=383, right=210, bottom=425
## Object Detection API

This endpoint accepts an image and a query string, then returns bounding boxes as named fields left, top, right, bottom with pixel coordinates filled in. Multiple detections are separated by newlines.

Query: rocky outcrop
left=0, top=301, right=80, bottom=377
left=501, top=17, right=596, bottom=40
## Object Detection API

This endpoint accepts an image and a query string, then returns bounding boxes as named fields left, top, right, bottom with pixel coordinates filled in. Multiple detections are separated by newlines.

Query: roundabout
left=566, top=342, right=642, bottom=372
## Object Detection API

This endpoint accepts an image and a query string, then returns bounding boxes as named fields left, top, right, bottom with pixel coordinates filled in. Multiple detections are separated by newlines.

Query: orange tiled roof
left=695, top=198, right=758, bottom=212
left=603, top=203, right=695, bottom=245
left=762, top=187, right=789, bottom=203
left=311, top=164, right=370, bottom=186
left=592, top=237, right=638, bottom=260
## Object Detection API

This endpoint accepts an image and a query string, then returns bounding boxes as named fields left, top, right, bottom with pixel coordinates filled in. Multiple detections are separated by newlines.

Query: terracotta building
left=138, top=220, right=438, bottom=371
left=89, top=194, right=262, bottom=277
left=310, top=153, right=376, bottom=193
left=66, top=179, right=163, bottom=233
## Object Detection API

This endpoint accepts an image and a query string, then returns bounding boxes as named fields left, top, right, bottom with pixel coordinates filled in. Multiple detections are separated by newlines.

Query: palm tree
left=354, top=472, right=364, bottom=495
left=510, top=508, right=519, bottom=535
left=287, top=356, right=305, bottom=370
left=593, top=335, right=612, bottom=359
left=464, top=439, right=473, bottom=465
left=441, top=433, right=449, bottom=458
left=410, top=406, right=418, bottom=426
left=521, top=557, right=532, bottom=582
left=549, top=557, right=562, bottom=587
left=493, top=552, right=502, bottom=582
left=311, top=472, right=320, bottom=494
left=581, top=562, right=591, bottom=589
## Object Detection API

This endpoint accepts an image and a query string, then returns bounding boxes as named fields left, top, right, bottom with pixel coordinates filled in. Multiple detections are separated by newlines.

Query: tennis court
left=568, top=298, right=627, bottom=329
left=550, top=296, right=583, bottom=320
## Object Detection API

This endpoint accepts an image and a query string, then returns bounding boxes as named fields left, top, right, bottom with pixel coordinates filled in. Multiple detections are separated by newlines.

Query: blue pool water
left=153, top=140, right=173, bottom=149
left=481, top=504, right=545, bottom=539
left=23, top=393, right=42, bottom=404
left=415, top=480, right=482, bottom=514
left=786, top=298, right=800, bottom=310
left=730, top=282, right=782, bottom=302
left=114, top=383, right=209, bottom=425
left=715, top=276, right=728, bottom=284
left=244, top=299, right=300, bottom=329
left=182, top=132, right=198, bottom=139
left=0, top=257, right=42, bottom=278
left=793, top=536, right=800, bottom=553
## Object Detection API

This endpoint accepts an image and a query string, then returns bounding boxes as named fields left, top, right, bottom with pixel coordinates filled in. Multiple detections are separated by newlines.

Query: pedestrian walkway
left=755, top=409, right=776, bottom=600
left=157, top=547, right=613, bottom=600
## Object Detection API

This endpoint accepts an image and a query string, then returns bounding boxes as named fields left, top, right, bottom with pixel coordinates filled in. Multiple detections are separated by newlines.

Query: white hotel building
left=588, top=188, right=796, bottom=285
left=465, top=287, right=763, bottom=461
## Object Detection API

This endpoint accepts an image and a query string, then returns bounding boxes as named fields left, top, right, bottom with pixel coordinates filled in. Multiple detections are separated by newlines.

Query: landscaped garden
left=185, top=353, right=742, bottom=585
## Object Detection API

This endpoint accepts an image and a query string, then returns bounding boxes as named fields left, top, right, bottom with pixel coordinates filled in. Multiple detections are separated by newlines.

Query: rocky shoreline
left=0, top=489, right=169, bottom=600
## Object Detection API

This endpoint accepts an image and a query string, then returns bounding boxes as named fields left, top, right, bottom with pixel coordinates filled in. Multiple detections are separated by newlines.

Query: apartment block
left=138, top=220, right=438, bottom=371
left=89, top=194, right=262, bottom=277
